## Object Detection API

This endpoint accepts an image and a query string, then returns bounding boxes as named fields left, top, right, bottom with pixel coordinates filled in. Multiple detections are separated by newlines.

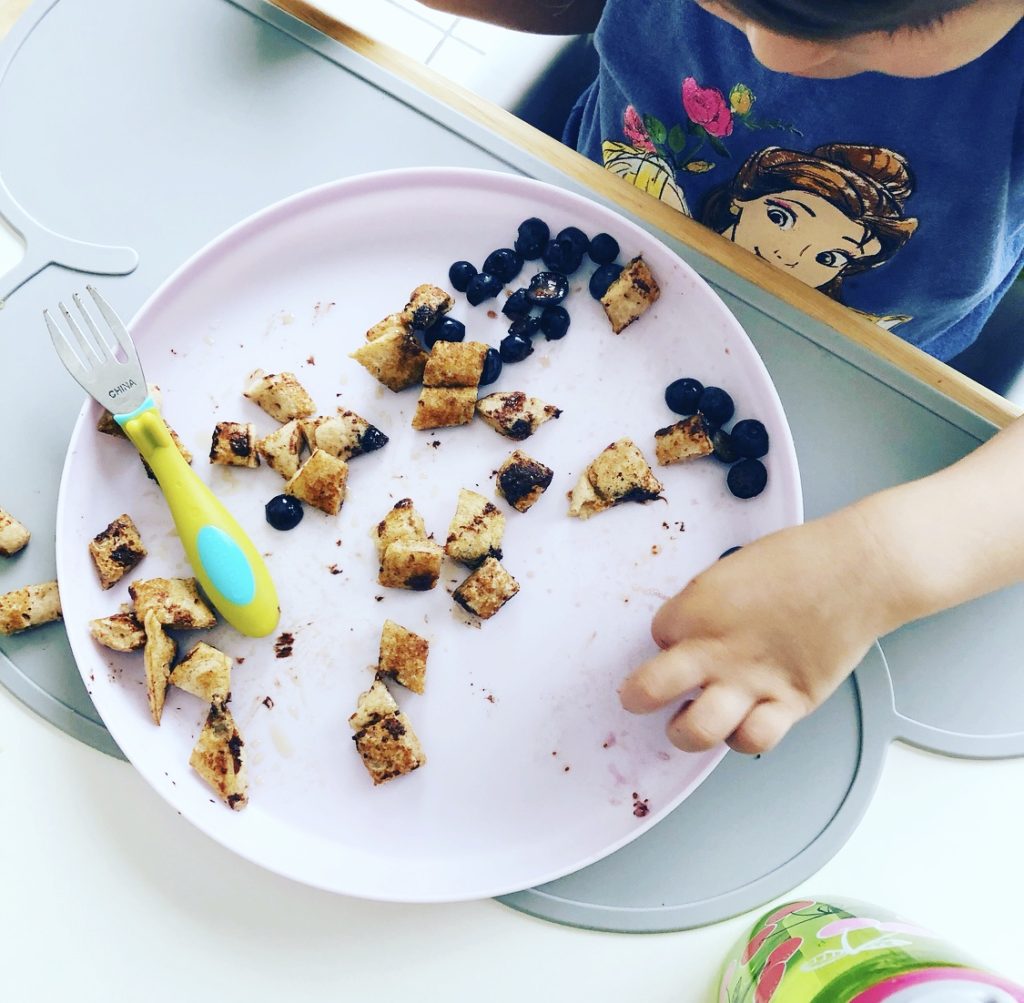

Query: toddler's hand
left=620, top=507, right=901, bottom=754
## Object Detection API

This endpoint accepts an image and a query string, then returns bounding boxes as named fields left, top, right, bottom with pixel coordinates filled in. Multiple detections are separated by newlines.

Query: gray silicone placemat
left=2, top=0, right=1022, bottom=933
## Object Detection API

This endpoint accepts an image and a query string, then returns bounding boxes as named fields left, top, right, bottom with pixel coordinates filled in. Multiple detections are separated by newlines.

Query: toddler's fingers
left=666, top=684, right=755, bottom=753
left=619, top=642, right=709, bottom=714
left=650, top=591, right=693, bottom=649
left=726, top=700, right=798, bottom=755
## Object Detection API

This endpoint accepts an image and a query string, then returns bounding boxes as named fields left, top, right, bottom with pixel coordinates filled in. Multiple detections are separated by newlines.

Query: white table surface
left=3, top=675, right=1024, bottom=1001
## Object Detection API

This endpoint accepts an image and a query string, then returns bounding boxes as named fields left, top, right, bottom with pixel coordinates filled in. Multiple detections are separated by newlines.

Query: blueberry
left=589, top=263, right=623, bottom=299
left=479, top=347, right=503, bottom=386
left=509, top=315, right=541, bottom=339
left=425, top=316, right=466, bottom=347
left=359, top=426, right=389, bottom=453
left=527, top=271, right=569, bottom=306
left=466, top=271, right=502, bottom=306
left=499, top=332, right=534, bottom=363
left=719, top=545, right=743, bottom=559
left=483, top=247, right=523, bottom=284
left=664, top=377, right=704, bottom=416
left=542, top=238, right=583, bottom=274
left=502, top=288, right=532, bottom=318
left=556, top=226, right=590, bottom=258
left=540, top=305, right=570, bottom=340
left=730, top=419, right=769, bottom=459
left=515, top=217, right=550, bottom=259
left=698, top=386, right=735, bottom=427
left=727, top=459, right=768, bottom=499
left=711, top=428, right=740, bottom=464
left=588, top=232, right=620, bottom=265
left=265, top=494, right=303, bottom=531
left=448, top=260, right=477, bottom=293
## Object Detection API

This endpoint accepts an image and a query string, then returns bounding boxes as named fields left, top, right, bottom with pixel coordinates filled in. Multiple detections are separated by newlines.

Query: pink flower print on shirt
left=623, top=105, right=656, bottom=151
left=605, top=77, right=798, bottom=218
left=682, top=77, right=734, bottom=138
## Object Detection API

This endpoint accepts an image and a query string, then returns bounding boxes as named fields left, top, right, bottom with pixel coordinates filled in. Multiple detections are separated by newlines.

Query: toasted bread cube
left=406, top=284, right=454, bottom=331
left=348, top=678, right=400, bottom=732
left=301, top=409, right=388, bottom=461
left=141, top=426, right=192, bottom=481
left=411, top=387, right=478, bottom=430
left=600, top=255, right=660, bottom=334
left=378, top=619, right=429, bottom=695
left=422, top=341, right=488, bottom=388
left=257, top=419, right=304, bottom=479
left=169, top=641, right=232, bottom=705
left=97, top=409, right=122, bottom=437
left=143, top=609, right=176, bottom=725
left=353, top=712, right=426, bottom=786
left=366, top=310, right=413, bottom=342
left=654, top=415, right=714, bottom=466
left=350, top=328, right=429, bottom=392
left=97, top=384, right=163, bottom=437
left=0, top=509, right=30, bottom=556
left=284, top=448, right=348, bottom=515
left=349, top=681, right=427, bottom=785
left=568, top=439, right=664, bottom=520
left=88, top=513, right=147, bottom=590
left=588, top=438, right=664, bottom=499
left=189, top=703, right=248, bottom=809
left=0, top=581, right=62, bottom=636
left=89, top=611, right=146, bottom=652
left=567, top=474, right=608, bottom=520
left=379, top=538, right=443, bottom=591
left=476, top=391, right=562, bottom=440
left=374, top=499, right=427, bottom=557
left=452, top=557, right=520, bottom=620
left=445, top=488, right=505, bottom=567
left=495, top=450, right=554, bottom=513
left=244, top=369, right=316, bottom=423
left=209, top=421, right=259, bottom=468
left=129, top=577, right=216, bottom=630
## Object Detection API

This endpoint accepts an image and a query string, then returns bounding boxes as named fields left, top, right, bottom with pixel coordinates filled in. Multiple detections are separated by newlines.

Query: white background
left=3, top=687, right=1024, bottom=1000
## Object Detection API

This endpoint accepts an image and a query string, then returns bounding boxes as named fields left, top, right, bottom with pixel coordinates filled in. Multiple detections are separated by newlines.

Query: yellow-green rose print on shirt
left=601, top=78, right=800, bottom=202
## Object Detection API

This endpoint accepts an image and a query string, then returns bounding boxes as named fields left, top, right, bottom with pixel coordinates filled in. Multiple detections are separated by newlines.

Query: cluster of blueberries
left=438, top=217, right=626, bottom=384
left=664, top=377, right=770, bottom=500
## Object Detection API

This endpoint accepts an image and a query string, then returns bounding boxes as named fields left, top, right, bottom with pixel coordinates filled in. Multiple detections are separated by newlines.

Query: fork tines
left=44, top=286, right=136, bottom=375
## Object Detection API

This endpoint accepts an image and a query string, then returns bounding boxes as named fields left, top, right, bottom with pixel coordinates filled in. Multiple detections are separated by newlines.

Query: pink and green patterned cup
left=718, top=899, right=1024, bottom=1002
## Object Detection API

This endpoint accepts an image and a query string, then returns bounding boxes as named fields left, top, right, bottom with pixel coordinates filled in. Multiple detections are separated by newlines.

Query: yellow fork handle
left=117, top=403, right=279, bottom=637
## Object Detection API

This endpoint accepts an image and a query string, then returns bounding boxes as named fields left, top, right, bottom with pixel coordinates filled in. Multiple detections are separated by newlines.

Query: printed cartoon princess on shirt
left=702, top=143, right=919, bottom=327
left=603, top=78, right=919, bottom=329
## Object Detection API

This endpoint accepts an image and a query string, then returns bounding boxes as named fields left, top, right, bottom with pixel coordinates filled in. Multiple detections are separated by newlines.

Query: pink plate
left=55, top=168, right=801, bottom=901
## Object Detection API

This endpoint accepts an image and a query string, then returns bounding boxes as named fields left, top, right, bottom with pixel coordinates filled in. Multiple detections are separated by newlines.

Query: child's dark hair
left=700, top=0, right=982, bottom=39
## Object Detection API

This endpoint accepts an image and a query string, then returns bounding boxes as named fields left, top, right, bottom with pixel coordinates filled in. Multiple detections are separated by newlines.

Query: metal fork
left=44, top=285, right=149, bottom=415
left=45, top=288, right=279, bottom=639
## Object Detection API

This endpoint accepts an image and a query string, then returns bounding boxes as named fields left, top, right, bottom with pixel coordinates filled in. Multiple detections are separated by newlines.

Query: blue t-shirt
left=565, top=2, right=1024, bottom=360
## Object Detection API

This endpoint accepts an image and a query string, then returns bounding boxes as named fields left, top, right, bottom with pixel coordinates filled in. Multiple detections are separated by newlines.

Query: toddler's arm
left=417, top=0, right=606, bottom=34
left=620, top=414, right=1024, bottom=754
